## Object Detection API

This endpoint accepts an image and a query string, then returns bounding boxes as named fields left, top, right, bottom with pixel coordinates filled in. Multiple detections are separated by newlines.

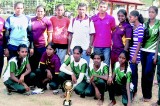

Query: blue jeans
left=71, top=50, right=90, bottom=65
left=130, top=63, right=138, bottom=94
left=157, top=57, right=160, bottom=104
left=56, top=48, right=67, bottom=65
left=0, top=46, right=4, bottom=77
left=141, top=51, right=156, bottom=99
left=94, top=47, right=111, bottom=66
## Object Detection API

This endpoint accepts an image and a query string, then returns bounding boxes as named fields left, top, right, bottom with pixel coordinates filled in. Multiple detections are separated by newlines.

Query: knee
left=17, top=87, right=26, bottom=93
left=74, top=87, right=83, bottom=95
left=85, top=89, right=94, bottom=97
left=49, top=82, right=58, bottom=90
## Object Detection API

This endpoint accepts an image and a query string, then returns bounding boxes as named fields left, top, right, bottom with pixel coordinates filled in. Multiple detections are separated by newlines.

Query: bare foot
left=97, top=99, right=103, bottom=106
left=140, top=97, right=150, bottom=102
left=108, top=100, right=116, bottom=106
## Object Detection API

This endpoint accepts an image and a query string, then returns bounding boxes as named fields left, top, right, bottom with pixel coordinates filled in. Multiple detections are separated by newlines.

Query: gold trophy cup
left=63, top=80, right=73, bottom=106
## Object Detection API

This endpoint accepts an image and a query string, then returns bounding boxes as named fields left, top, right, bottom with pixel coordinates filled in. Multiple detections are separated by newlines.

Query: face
left=148, top=8, right=157, bottom=20
left=129, top=14, right=137, bottom=23
left=46, top=45, right=54, bottom=56
left=36, top=7, right=45, bottom=18
left=93, top=55, right=101, bottom=66
left=56, top=6, right=65, bottom=17
left=118, top=12, right=126, bottom=23
left=98, top=4, right=107, bottom=13
left=18, top=48, right=28, bottom=58
left=14, top=3, right=24, bottom=15
left=73, top=49, right=81, bottom=62
left=78, top=6, right=87, bottom=17
left=118, top=53, right=126, bottom=65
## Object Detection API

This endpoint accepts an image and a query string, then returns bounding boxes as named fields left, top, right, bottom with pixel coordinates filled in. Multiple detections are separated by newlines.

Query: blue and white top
left=5, top=14, right=31, bottom=47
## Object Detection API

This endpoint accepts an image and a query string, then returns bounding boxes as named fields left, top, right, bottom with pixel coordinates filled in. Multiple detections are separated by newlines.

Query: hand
left=107, top=76, right=113, bottom=85
left=71, top=74, right=77, bottom=84
left=23, top=83, right=30, bottom=92
left=90, top=76, right=94, bottom=83
left=132, top=54, right=137, bottom=63
left=153, top=55, right=157, bottom=65
left=46, top=69, right=52, bottom=80
left=4, top=48, right=9, bottom=57
left=86, top=47, right=92, bottom=55
left=29, top=49, right=34, bottom=57
left=19, top=74, right=25, bottom=84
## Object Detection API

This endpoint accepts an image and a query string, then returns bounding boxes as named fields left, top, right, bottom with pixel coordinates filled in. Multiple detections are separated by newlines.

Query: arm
left=47, top=31, right=52, bottom=43
left=126, top=82, right=131, bottom=105
left=124, top=24, right=132, bottom=51
left=73, top=73, right=85, bottom=88
left=124, top=39, right=130, bottom=51
left=60, top=57, right=73, bottom=75
left=10, top=72, right=19, bottom=83
left=67, top=33, right=73, bottom=55
left=154, top=32, right=160, bottom=64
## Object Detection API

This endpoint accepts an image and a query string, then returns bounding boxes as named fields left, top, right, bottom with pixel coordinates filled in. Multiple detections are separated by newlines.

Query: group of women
left=0, top=1, right=160, bottom=106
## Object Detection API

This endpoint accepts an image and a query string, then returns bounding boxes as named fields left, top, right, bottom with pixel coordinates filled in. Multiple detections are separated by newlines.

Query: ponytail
left=138, top=14, right=144, bottom=24
left=130, top=10, right=144, bottom=24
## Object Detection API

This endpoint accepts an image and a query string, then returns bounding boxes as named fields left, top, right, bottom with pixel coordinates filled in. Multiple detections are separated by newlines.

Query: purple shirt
left=0, top=17, right=5, bottom=46
left=40, top=52, right=61, bottom=74
left=112, top=22, right=132, bottom=54
left=91, top=12, right=115, bottom=47
left=129, top=23, right=144, bottom=63
left=31, top=16, right=53, bottom=48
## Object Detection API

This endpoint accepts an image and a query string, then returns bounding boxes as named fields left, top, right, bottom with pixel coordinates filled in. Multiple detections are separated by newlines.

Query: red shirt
left=50, top=16, right=70, bottom=45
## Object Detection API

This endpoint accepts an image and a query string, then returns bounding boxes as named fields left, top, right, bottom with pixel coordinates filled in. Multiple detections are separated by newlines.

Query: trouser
left=94, top=47, right=111, bottom=67
left=130, top=63, right=138, bottom=95
left=157, top=56, right=160, bottom=104
left=141, top=51, right=156, bottom=99
left=29, top=47, right=46, bottom=71
left=84, top=79, right=109, bottom=100
left=4, top=72, right=36, bottom=94
left=109, top=82, right=132, bottom=106
left=111, top=51, right=120, bottom=70
left=58, top=72, right=88, bottom=95
left=7, top=44, right=18, bottom=60
left=56, top=48, right=67, bottom=65
left=35, top=68, right=59, bottom=90
left=0, top=46, right=4, bottom=77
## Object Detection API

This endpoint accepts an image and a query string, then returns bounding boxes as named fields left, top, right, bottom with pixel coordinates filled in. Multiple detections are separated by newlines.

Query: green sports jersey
left=64, top=55, right=87, bottom=78
left=88, top=62, right=109, bottom=82
left=141, top=19, right=160, bottom=53
left=2, top=57, right=29, bottom=82
left=113, top=62, right=132, bottom=85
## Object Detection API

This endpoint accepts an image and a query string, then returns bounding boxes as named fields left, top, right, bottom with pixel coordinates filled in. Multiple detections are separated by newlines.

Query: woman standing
left=50, top=4, right=70, bottom=64
left=141, top=6, right=159, bottom=102
left=111, top=9, right=132, bottom=69
left=4, top=2, right=32, bottom=59
left=129, top=10, right=144, bottom=99
left=30, top=5, right=53, bottom=71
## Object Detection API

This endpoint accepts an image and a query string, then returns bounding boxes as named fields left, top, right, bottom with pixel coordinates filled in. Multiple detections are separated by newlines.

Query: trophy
left=63, top=80, right=73, bottom=106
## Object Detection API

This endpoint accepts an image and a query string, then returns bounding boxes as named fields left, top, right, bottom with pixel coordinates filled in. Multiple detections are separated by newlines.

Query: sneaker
left=31, top=88, right=44, bottom=95
left=53, top=90, right=59, bottom=95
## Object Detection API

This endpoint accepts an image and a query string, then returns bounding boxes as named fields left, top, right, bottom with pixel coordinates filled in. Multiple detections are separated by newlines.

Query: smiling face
left=148, top=7, right=157, bottom=20
left=118, top=12, right=126, bottom=23
left=36, top=6, right=45, bottom=19
left=14, top=3, right=24, bottom=16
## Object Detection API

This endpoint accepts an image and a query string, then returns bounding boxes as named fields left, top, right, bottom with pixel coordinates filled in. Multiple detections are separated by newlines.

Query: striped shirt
left=129, top=23, right=144, bottom=63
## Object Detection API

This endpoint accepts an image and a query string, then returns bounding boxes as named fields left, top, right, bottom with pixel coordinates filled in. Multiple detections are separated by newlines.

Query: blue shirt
left=5, top=14, right=31, bottom=47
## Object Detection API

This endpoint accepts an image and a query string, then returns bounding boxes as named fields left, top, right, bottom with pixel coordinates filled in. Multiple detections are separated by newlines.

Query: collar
left=97, top=12, right=108, bottom=19
left=75, top=14, right=89, bottom=20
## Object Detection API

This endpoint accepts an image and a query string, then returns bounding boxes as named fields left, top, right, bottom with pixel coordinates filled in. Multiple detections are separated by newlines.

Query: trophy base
left=63, top=100, right=72, bottom=106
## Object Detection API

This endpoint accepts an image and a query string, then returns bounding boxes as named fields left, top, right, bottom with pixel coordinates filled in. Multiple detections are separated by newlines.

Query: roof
left=106, top=0, right=144, bottom=5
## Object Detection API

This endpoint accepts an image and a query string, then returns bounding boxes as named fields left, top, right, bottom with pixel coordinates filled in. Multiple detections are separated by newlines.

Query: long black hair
left=117, top=9, right=129, bottom=23
left=16, top=44, right=28, bottom=69
left=130, top=10, right=144, bottom=24
left=90, top=51, right=105, bottom=61
left=73, top=46, right=83, bottom=54
left=120, top=50, right=129, bottom=74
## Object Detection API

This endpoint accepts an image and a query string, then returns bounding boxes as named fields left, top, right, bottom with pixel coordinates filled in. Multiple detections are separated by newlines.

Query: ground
left=0, top=57, right=159, bottom=106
